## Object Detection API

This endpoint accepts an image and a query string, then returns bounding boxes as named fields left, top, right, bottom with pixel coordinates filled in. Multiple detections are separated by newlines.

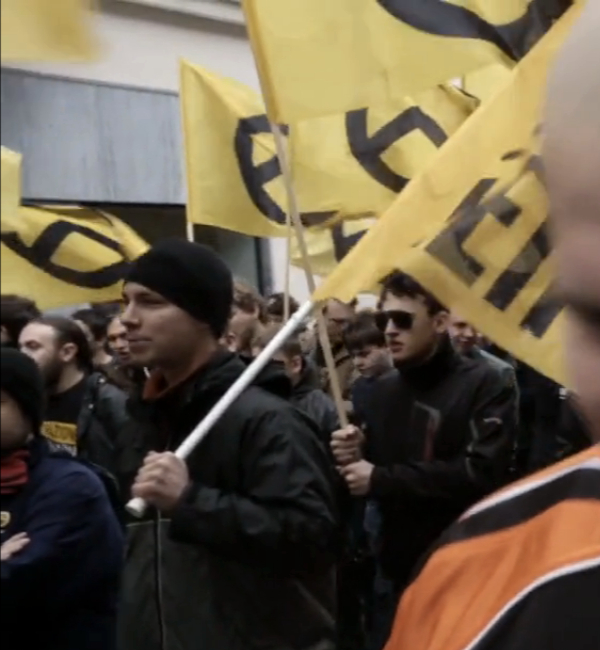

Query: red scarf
left=1, top=450, right=30, bottom=495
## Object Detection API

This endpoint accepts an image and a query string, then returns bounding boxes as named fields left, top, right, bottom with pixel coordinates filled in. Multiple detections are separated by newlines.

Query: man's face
left=121, top=283, right=207, bottom=370
left=227, top=307, right=257, bottom=355
left=107, top=317, right=131, bottom=366
left=553, top=217, right=600, bottom=441
left=19, top=323, right=66, bottom=386
left=380, top=293, right=447, bottom=365
left=351, top=345, right=390, bottom=377
left=448, top=313, right=479, bottom=355
left=0, top=389, right=30, bottom=450
left=325, top=299, right=355, bottom=347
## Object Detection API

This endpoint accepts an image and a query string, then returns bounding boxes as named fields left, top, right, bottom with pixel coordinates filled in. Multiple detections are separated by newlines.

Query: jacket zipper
left=155, top=511, right=167, bottom=650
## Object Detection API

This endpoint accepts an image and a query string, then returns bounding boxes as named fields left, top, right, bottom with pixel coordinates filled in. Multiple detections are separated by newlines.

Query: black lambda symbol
left=1, top=220, right=129, bottom=289
left=234, top=115, right=336, bottom=228
left=346, top=107, right=447, bottom=193
left=377, top=0, right=571, bottom=60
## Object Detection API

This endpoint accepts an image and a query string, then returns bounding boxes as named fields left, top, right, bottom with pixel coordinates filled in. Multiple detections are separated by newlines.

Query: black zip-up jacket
left=292, top=360, right=340, bottom=442
left=78, top=372, right=129, bottom=478
left=115, top=351, right=339, bottom=650
left=362, top=336, right=518, bottom=590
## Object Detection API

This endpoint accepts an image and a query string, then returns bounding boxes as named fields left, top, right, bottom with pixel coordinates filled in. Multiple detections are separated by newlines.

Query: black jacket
left=292, top=360, right=340, bottom=441
left=78, top=372, right=129, bottom=477
left=1, top=439, right=124, bottom=650
left=116, top=351, right=339, bottom=650
left=362, top=336, right=517, bottom=589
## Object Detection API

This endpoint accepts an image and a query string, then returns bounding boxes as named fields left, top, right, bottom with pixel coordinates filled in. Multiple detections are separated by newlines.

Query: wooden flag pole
left=283, top=207, right=292, bottom=322
left=270, top=123, right=349, bottom=427
left=186, top=220, right=195, bottom=243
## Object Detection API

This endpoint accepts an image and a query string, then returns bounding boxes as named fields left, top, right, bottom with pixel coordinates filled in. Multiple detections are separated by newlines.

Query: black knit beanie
left=125, top=238, right=234, bottom=338
left=0, top=348, right=45, bottom=433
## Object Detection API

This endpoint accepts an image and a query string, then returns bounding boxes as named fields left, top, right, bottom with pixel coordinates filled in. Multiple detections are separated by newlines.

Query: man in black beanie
left=1, top=348, right=124, bottom=650
left=116, top=238, right=338, bottom=650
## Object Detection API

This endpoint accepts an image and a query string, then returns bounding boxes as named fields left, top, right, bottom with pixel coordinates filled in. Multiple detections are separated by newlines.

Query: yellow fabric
left=290, top=217, right=376, bottom=278
left=462, top=63, right=514, bottom=103
left=1, top=0, right=97, bottom=62
left=242, top=0, right=565, bottom=122
left=180, top=60, right=476, bottom=239
left=1, top=206, right=148, bottom=310
left=1, top=148, right=22, bottom=230
left=313, top=5, right=584, bottom=385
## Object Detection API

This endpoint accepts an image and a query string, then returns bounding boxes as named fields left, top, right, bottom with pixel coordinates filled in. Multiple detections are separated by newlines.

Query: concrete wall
left=4, top=1, right=310, bottom=300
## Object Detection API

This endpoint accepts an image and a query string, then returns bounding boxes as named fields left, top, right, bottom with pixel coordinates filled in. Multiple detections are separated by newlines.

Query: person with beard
left=1, top=295, right=41, bottom=348
left=251, top=323, right=340, bottom=442
left=383, top=7, right=600, bottom=648
left=331, top=272, right=517, bottom=641
left=0, top=348, right=124, bottom=650
left=115, top=238, right=338, bottom=650
left=18, top=316, right=128, bottom=475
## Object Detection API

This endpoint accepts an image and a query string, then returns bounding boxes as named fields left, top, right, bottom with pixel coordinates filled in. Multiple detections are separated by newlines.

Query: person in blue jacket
left=0, top=347, right=124, bottom=650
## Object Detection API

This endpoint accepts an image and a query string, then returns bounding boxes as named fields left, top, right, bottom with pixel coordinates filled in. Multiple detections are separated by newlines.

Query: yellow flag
left=291, top=217, right=376, bottom=278
left=463, top=63, right=514, bottom=103
left=1, top=0, right=97, bottom=62
left=1, top=148, right=22, bottom=230
left=313, top=5, right=583, bottom=385
left=181, top=60, right=477, bottom=238
left=242, top=0, right=570, bottom=122
left=1, top=206, right=148, bottom=310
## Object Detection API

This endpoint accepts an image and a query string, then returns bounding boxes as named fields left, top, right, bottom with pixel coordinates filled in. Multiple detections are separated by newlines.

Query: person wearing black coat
left=251, top=323, right=340, bottom=442
left=18, top=316, right=129, bottom=477
left=332, top=273, right=518, bottom=646
left=1, top=348, right=124, bottom=650
left=115, top=239, right=339, bottom=650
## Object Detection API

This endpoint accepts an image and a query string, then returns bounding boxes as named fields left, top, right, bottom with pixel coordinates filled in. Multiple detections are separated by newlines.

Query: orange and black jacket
left=385, top=445, right=600, bottom=650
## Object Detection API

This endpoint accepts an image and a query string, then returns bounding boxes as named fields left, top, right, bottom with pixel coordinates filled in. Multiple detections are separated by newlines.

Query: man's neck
left=54, top=366, right=85, bottom=395
left=161, top=342, right=220, bottom=388
left=94, top=349, right=113, bottom=367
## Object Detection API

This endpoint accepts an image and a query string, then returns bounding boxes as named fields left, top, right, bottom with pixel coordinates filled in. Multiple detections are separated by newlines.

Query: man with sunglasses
left=331, top=272, right=517, bottom=636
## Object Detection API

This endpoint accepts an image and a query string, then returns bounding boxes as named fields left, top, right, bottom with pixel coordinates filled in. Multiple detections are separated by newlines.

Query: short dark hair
left=380, top=271, right=446, bottom=315
left=1, top=295, right=41, bottom=344
left=266, top=293, right=300, bottom=319
left=251, top=323, right=303, bottom=359
left=72, top=308, right=110, bottom=342
left=30, top=316, right=94, bottom=372
left=233, top=280, right=268, bottom=323
left=343, top=312, right=386, bottom=353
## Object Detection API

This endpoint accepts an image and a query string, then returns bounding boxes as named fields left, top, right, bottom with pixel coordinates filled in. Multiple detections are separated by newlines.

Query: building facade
left=1, top=0, right=310, bottom=300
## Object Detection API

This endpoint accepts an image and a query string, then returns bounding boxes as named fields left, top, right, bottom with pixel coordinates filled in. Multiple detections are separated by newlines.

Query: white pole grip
left=125, top=300, right=315, bottom=518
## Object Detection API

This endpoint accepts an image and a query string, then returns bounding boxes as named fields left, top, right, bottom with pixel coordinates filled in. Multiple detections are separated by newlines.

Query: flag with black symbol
left=180, top=60, right=476, bottom=238
left=1, top=206, right=149, bottom=310
left=291, top=216, right=376, bottom=278
left=242, top=0, right=573, bottom=122
left=313, top=5, right=583, bottom=385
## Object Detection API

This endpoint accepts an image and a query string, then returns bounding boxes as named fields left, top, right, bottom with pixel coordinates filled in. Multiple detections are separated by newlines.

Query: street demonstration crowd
left=0, top=245, right=593, bottom=650
left=2, top=10, right=600, bottom=648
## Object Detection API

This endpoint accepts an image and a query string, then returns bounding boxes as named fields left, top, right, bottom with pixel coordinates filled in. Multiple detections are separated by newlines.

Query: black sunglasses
left=375, top=310, right=415, bottom=332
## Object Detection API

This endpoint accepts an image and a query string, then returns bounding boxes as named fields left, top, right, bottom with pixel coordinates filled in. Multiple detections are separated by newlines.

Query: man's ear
left=434, top=311, right=450, bottom=335
left=59, top=342, right=78, bottom=364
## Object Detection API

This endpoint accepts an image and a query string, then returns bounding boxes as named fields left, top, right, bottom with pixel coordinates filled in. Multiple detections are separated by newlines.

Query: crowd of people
left=1, top=6, right=600, bottom=650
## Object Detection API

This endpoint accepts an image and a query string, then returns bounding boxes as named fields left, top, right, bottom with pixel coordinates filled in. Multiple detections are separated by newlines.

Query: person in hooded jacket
left=115, top=239, right=339, bottom=650
left=1, top=348, right=124, bottom=650
left=251, top=323, right=340, bottom=442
